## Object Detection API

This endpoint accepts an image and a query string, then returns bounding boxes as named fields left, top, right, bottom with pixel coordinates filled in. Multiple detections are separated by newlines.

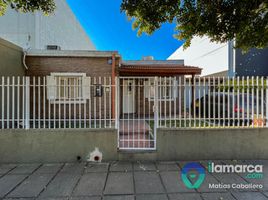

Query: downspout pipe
left=23, top=49, right=30, bottom=70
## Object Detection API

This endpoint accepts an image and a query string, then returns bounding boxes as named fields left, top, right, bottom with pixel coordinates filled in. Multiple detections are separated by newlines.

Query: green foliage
left=0, top=0, right=55, bottom=16
left=217, top=78, right=267, bottom=92
left=121, top=0, right=268, bottom=51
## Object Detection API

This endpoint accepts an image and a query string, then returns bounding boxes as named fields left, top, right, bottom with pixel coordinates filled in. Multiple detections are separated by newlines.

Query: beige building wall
left=0, top=38, right=25, bottom=76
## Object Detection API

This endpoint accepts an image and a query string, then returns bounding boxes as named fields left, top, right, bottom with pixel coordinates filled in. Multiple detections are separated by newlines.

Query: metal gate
left=117, top=77, right=158, bottom=150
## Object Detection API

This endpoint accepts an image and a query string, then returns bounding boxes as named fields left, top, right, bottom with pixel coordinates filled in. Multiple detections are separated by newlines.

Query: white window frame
left=144, top=78, right=177, bottom=101
left=48, top=72, right=89, bottom=104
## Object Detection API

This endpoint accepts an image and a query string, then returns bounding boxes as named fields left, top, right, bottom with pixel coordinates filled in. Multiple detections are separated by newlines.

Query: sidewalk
left=0, top=161, right=268, bottom=200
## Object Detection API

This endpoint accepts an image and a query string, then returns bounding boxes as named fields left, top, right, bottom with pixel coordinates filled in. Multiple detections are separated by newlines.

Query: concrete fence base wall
left=0, top=128, right=267, bottom=163
left=0, top=129, right=117, bottom=163
left=157, top=128, right=268, bottom=160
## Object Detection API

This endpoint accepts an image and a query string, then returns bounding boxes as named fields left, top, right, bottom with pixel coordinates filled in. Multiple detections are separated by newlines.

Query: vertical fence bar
left=89, top=78, right=92, bottom=128
left=247, top=76, right=250, bottom=127
left=266, top=77, right=268, bottom=127
left=213, top=77, right=215, bottom=128
left=2, top=77, right=5, bottom=129
left=17, top=77, right=20, bottom=129
left=63, top=78, right=66, bottom=129
left=257, top=77, right=259, bottom=127
left=174, top=77, right=177, bottom=128
left=83, top=78, right=87, bottom=129
left=154, top=76, right=158, bottom=149
left=109, top=77, right=112, bottom=128
left=227, top=77, right=230, bottom=127
left=237, top=77, right=240, bottom=127
left=43, top=77, right=46, bottom=128
left=53, top=79, right=56, bottom=129
left=48, top=77, right=51, bottom=129
left=232, top=77, right=235, bottom=127
left=22, top=77, right=25, bottom=129
left=168, top=77, right=171, bottom=127
left=261, top=77, right=264, bottom=127
left=184, top=77, right=186, bottom=127
left=208, top=77, right=211, bottom=127
left=217, top=77, right=220, bottom=128
left=98, top=77, right=101, bottom=128
left=188, top=77, right=191, bottom=128
left=33, top=77, right=35, bottom=129
left=7, top=77, right=10, bottom=129
left=58, top=77, right=61, bottom=128
left=133, top=78, right=135, bottom=148
left=193, top=77, right=196, bottom=128
left=222, top=77, right=225, bottom=128
left=25, top=77, right=30, bottom=129
left=203, top=77, right=206, bottom=128
left=198, top=76, right=201, bottom=128
left=242, top=76, right=245, bottom=127
left=179, top=76, right=182, bottom=128
left=159, top=77, right=162, bottom=127
left=252, top=77, right=255, bottom=128
left=38, top=77, right=41, bottom=129
left=104, top=77, right=107, bottom=128
left=115, top=77, right=119, bottom=129
left=78, top=77, right=82, bottom=128
left=11, top=76, right=15, bottom=129
left=93, top=77, right=96, bottom=128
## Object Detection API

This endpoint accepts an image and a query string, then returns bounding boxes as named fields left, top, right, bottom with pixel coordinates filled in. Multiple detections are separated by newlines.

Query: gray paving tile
left=85, top=163, right=109, bottom=173
left=201, top=192, right=236, bottom=200
left=7, top=173, right=55, bottom=198
left=156, top=162, right=179, bottom=171
left=110, top=162, right=132, bottom=172
left=168, top=193, right=203, bottom=200
left=239, top=170, right=268, bottom=192
left=0, top=174, right=27, bottom=197
left=102, top=195, right=134, bottom=200
left=37, top=198, right=68, bottom=200
left=4, top=198, right=35, bottom=200
left=35, top=164, right=63, bottom=174
left=197, top=174, right=226, bottom=193
left=160, top=171, right=191, bottom=193
left=70, top=197, right=101, bottom=200
left=263, top=192, right=268, bottom=198
left=177, top=161, right=201, bottom=169
left=136, top=194, right=168, bottom=200
left=39, top=173, right=80, bottom=198
left=134, top=162, right=156, bottom=171
left=104, top=172, right=134, bottom=195
left=213, top=174, right=257, bottom=191
left=134, top=172, right=165, bottom=194
left=9, top=164, right=40, bottom=174
left=60, top=163, right=86, bottom=174
left=0, top=164, right=16, bottom=175
left=231, top=192, right=268, bottom=200
left=72, top=173, right=107, bottom=196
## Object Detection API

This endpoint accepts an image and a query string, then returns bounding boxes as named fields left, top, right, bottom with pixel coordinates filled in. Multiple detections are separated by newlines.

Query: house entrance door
left=123, top=80, right=135, bottom=114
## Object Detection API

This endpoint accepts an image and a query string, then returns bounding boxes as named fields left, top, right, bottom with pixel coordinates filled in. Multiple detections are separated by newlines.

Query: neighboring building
left=0, top=0, right=95, bottom=50
left=168, top=36, right=229, bottom=76
left=168, top=36, right=268, bottom=77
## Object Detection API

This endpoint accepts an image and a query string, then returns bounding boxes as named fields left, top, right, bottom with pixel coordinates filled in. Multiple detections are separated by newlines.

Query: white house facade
left=168, top=36, right=234, bottom=77
left=0, top=0, right=95, bottom=50
left=168, top=36, right=268, bottom=77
